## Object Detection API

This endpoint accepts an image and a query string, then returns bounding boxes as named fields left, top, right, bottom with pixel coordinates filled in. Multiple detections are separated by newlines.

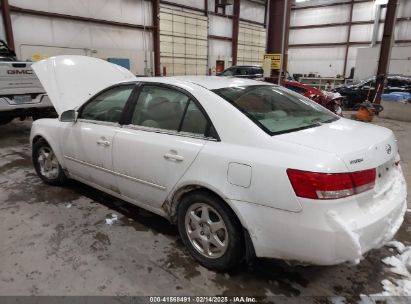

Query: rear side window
left=180, top=100, right=208, bottom=135
left=80, top=85, right=134, bottom=123
left=131, top=85, right=208, bottom=136
left=253, top=68, right=263, bottom=74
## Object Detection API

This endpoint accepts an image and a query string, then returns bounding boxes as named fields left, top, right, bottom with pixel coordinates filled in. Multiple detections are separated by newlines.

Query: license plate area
left=376, top=158, right=396, bottom=189
left=13, top=95, right=32, bottom=104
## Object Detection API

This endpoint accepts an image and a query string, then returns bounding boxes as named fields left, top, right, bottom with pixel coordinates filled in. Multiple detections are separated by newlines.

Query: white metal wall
left=159, top=6, right=208, bottom=75
left=289, top=0, right=411, bottom=79
left=208, top=14, right=232, bottom=71
left=8, top=0, right=153, bottom=75
left=240, top=0, right=265, bottom=24
left=355, top=46, right=411, bottom=79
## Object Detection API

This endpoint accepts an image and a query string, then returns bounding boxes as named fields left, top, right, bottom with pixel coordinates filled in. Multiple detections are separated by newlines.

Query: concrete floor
left=0, top=116, right=410, bottom=300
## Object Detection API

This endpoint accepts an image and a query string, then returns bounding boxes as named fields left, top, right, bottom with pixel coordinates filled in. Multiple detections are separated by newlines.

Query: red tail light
left=287, top=168, right=376, bottom=200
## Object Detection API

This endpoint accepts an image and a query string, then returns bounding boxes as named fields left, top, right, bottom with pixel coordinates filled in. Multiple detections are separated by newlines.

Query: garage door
left=160, top=7, right=208, bottom=76
left=237, top=21, right=266, bottom=66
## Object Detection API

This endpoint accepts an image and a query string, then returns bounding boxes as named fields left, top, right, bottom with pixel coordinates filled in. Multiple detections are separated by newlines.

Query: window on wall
left=131, top=85, right=208, bottom=136
left=214, top=0, right=226, bottom=15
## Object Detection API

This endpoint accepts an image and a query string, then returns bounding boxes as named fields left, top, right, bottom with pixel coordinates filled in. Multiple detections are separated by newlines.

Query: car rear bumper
left=0, top=94, right=56, bottom=118
left=230, top=165, right=407, bottom=265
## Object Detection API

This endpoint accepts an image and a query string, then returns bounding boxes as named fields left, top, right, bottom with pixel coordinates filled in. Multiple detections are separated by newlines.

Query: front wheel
left=32, top=139, right=68, bottom=185
left=177, top=191, right=244, bottom=271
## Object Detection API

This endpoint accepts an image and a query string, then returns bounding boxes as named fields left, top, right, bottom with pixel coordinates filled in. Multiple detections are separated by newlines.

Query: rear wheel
left=177, top=191, right=244, bottom=271
left=32, top=139, right=68, bottom=185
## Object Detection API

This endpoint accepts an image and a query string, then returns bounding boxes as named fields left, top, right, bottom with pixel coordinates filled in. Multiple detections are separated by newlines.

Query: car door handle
left=96, top=139, right=111, bottom=147
left=164, top=153, right=184, bottom=162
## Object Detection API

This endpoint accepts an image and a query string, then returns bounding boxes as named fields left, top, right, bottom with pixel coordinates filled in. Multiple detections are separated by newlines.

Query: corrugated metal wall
left=1, top=0, right=410, bottom=78
left=289, top=0, right=411, bottom=78
left=237, top=21, right=266, bottom=66
left=8, top=0, right=153, bottom=75
left=159, top=6, right=208, bottom=76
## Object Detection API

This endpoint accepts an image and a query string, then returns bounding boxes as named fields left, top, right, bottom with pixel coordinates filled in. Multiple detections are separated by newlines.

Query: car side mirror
left=60, top=110, right=78, bottom=122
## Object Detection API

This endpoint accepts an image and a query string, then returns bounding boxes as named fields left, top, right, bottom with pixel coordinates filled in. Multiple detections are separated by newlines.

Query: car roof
left=230, top=65, right=262, bottom=68
left=167, top=76, right=269, bottom=90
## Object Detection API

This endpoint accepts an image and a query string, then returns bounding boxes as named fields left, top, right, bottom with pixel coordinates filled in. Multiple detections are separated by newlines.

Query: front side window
left=131, top=85, right=208, bottom=136
left=237, top=68, right=250, bottom=75
left=80, top=85, right=134, bottom=123
left=213, top=85, right=338, bottom=135
left=220, top=68, right=235, bottom=76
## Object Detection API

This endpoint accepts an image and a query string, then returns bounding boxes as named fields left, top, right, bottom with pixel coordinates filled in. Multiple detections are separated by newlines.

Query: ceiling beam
left=289, top=40, right=411, bottom=48
left=290, top=17, right=410, bottom=30
left=9, top=5, right=153, bottom=31
left=291, top=0, right=373, bottom=10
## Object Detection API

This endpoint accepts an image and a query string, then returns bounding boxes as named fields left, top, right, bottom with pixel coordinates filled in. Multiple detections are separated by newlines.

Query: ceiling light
left=375, top=0, right=388, bottom=4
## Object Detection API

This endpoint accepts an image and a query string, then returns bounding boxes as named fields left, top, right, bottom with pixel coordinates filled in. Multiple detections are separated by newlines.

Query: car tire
left=177, top=191, right=244, bottom=271
left=32, top=138, right=68, bottom=186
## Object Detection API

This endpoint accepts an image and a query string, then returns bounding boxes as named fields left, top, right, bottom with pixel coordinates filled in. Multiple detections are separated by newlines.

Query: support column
left=374, top=0, right=398, bottom=105
left=342, top=0, right=354, bottom=78
left=1, top=0, right=15, bottom=50
left=282, top=0, right=291, bottom=75
left=152, top=0, right=161, bottom=76
left=231, top=0, right=240, bottom=66
left=266, top=0, right=290, bottom=83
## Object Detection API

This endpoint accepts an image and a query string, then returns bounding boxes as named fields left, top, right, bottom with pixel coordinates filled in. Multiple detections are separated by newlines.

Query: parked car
left=333, top=75, right=411, bottom=108
left=0, top=39, right=56, bottom=125
left=0, top=39, right=17, bottom=61
left=31, top=56, right=407, bottom=270
left=284, top=80, right=343, bottom=116
left=218, top=65, right=264, bottom=80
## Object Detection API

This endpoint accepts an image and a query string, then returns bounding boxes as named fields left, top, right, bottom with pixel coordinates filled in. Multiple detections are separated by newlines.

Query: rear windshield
left=213, top=85, right=338, bottom=135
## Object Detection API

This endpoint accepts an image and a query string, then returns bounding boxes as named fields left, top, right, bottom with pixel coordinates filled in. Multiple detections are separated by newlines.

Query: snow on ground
left=378, top=241, right=411, bottom=296
left=0, top=146, right=26, bottom=167
left=105, top=213, right=118, bottom=225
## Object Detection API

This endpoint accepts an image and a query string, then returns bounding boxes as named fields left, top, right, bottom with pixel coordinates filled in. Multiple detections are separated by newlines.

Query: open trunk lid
left=32, top=56, right=136, bottom=115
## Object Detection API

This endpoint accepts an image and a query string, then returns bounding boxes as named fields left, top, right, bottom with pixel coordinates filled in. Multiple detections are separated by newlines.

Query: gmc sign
left=7, top=70, right=33, bottom=75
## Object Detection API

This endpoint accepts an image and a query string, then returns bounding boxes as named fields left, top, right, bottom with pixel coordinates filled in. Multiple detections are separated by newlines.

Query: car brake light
left=286, top=168, right=376, bottom=200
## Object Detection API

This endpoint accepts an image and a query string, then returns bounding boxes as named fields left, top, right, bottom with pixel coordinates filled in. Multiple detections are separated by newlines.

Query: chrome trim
left=64, top=155, right=166, bottom=190
left=77, top=119, right=120, bottom=127
left=123, top=124, right=218, bottom=141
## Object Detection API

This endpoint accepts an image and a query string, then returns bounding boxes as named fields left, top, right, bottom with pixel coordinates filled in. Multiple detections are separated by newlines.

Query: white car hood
left=276, top=118, right=397, bottom=171
left=32, top=55, right=136, bottom=115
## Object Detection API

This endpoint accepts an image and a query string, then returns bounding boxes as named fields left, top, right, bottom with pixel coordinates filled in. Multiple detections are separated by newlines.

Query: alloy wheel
left=37, top=146, right=59, bottom=180
left=185, top=202, right=228, bottom=259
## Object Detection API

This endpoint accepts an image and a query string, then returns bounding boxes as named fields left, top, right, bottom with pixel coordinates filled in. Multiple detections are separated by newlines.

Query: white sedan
left=30, top=56, right=407, bottom=270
